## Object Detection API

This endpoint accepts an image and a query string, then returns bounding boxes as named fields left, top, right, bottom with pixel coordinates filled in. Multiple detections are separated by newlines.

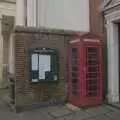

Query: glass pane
left=71, top=48, right=78, bottom=95
left=31, top=54, right=38, bottom=70
left=39, top=55, right=51, bottom=80
left=86, top=48, right=99, bottom=97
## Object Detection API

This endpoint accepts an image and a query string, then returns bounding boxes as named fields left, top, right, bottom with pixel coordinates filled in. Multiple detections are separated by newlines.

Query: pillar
left=106, top=21, right=119, bottom=103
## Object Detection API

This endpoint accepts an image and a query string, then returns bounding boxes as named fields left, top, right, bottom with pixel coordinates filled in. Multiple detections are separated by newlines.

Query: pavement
left=0, top=88, right=11, bottom=111
left=0, top=88, right=120, bottom=120
left=0, top=104, right=119, bottom=120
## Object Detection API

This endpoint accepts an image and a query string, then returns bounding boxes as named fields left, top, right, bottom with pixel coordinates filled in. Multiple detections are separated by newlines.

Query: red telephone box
left=68, top=33, right=103, bottom=107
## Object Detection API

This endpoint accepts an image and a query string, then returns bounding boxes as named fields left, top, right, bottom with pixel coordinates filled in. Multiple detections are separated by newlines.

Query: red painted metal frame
left=68, top=33, right=103, bottom=107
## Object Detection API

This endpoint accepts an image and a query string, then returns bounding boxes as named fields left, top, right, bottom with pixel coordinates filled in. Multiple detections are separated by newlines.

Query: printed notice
left=39, top=55, right=51, bottom=79
left=31, top=54, right=38, bottom=70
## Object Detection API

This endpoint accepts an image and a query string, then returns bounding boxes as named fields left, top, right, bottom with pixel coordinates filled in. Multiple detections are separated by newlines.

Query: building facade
left=13, top=0, right=92, bottom=109
left=0, top=0, right=91, bottom=88
left=0, top=0, right=104, bottom=109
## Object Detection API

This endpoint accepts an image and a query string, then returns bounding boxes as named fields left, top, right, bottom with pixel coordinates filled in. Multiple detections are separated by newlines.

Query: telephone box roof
left=70, top=32, right=103, bottom=44
left=73, top=32, right=102, bottom=39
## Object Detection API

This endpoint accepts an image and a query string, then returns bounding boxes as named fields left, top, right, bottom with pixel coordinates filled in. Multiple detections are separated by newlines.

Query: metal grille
left=71, top=48, right=78, bottom=95
left=86, top=48, right=100, bottom=97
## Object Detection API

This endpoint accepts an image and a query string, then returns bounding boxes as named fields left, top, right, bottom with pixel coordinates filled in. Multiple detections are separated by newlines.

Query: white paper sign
left=32, top=79, right=38, bottom=82
left=39, top=55, right=51, bottom=79
left=31, top=54, right=38, bottom=70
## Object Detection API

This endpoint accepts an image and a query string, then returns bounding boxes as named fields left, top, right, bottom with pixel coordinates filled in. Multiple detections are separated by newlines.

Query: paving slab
left=94, top=114, right=113, bottom=120
left=20, top=110, right=53, bottom=120
left=55, top=114, right=73, bottom=120
left=108, top=103, right=120, bottom=110
left=104, top=111, right=120, bottom=119
left=71, top=110, right=91, bottom=120
left=0, top=100, right=11, bottom=112
left=47, top=106, right=72, bottom=118
left=0, top=111, right=21, bottom=120
left=84, top=105, right=112, bottom=116
left=104, top=105, right=120, bottom=112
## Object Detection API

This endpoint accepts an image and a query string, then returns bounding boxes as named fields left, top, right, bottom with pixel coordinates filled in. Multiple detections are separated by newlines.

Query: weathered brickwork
left=89, top=0, right=103, bottom=36
left=13, top=27, right=73, bottom=108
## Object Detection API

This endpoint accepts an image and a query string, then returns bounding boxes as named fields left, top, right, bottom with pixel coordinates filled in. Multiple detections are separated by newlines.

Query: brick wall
left=89, top=0, right=103, bottom=36
left=13, top=27, right=73, bottom=108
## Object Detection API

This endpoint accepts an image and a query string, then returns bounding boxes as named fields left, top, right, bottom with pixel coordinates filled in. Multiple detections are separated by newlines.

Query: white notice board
left=39, top=55, right=51, bottom=79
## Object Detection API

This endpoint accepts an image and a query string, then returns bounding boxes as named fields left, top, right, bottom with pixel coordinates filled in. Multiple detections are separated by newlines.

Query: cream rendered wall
left=26, top=0, right=89, bottom=31
left=0, top=1, right=15, bottom=88
left=37, top=0, right=89, bottom=31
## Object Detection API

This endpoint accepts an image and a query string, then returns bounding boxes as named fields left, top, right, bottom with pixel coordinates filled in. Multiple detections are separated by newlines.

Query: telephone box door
left=83, top=46, right=102, bottom=105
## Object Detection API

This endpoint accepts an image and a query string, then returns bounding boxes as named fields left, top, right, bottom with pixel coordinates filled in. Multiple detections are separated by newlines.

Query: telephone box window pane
left=71, top=48, right=78, bottom=95
left=31, top=54, right=38, bottom=70
left=86, top=48, right=99, bottom=97
left=39, top=55, right=51, bottom=80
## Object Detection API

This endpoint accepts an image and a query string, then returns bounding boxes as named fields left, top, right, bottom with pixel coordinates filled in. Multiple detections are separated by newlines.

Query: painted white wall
left=25, top=0, right=90, bottom=31
left=38, top=0, right=89, bottom=31
left=16, top=0, right=90, bottom=31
